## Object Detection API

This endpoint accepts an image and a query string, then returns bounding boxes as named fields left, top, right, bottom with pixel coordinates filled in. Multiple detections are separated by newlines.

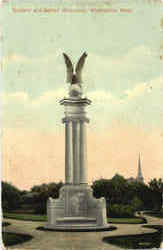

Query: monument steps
left=56, top=224, right=97, bottom=227
left=44, top=223, right=112, bottom=232
left=56, top=217, right=97, bottom=225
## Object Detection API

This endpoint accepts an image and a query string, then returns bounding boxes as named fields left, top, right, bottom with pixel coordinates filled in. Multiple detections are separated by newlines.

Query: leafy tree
left=92, top=175, right=156, bottom=211
left=2, top=182, right=22, bottom=211
left=92, top=175, right=129, bottom=205
left=149, top=178, right=163, bottom=193
left=149, top=178, right=163, bottom=210
left=30, top=182, right=63, bottom=214
left=128, top=182, right=153, bottom=210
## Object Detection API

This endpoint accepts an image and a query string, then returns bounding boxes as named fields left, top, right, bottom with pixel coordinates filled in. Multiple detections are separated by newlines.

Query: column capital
left=62, top=117, right=89, bottom=124
left=59, top=97, right=92, bottom=106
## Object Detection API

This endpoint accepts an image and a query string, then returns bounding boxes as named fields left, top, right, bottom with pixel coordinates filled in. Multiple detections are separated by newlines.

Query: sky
left=1, top=0, right=163, bottom=190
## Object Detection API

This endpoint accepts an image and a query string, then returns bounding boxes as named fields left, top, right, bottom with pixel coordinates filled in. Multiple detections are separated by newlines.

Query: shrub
left=131, top=196, right=143, bottom=211
left=108, top=204, right=135, bottom=218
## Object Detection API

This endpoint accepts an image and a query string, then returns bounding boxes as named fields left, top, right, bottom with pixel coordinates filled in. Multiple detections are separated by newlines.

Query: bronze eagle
left=63, top=52, right=87, bottom=84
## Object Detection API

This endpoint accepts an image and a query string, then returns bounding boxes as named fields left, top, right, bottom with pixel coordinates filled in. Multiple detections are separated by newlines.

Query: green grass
left=2, top=232, right=32, bottom=246
left=108, top=217, right=146, bottom=224
left=4, top=212, right=47, bottom=221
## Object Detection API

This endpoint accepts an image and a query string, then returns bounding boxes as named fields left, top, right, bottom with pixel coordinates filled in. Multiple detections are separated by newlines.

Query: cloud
left=2, top=45, right=160, bottom=101
left=2, top=49, right=64, bottom=69
left=87, top=45, right=157, bottom=73
left=81, top=45, right=160, bottom=96
left=2, top=88, right=67, bottom=106
left=2, top=45, right=158, bottom=75
left=124, top=82, right=149, bottom=99
left=4, top=74, right=163, bottom=104
left=31, top=88, right=67, bottom=107
left=87, top=75, right=162, bottom=102
left=2, top=75, right=162, bottom=114
left=2, top=91, right=29, bottom=105
left=3, top=53, right=28, bottom=63
left=87, top=89, right=118, bottom=103
left=124, top=76, right=162, bottom=99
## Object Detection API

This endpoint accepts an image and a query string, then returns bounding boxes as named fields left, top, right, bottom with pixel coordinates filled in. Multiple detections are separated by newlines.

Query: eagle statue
left=63, top=52, right=87, bottom=98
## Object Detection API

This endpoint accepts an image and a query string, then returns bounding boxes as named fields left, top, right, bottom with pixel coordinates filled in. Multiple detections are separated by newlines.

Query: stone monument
left=45, top=53, right=108, bottom=230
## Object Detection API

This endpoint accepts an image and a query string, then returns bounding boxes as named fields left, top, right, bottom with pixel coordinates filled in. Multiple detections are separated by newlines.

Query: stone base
left=44, top=184, right=108, bottom=230
left=44, top=224, right=112, bottom=232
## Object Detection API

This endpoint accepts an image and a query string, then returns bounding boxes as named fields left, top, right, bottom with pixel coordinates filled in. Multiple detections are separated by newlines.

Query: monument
left=45, top=52, right=109, bottom=231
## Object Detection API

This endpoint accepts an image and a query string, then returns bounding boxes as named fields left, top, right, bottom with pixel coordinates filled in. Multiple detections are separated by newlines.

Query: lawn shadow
left=2, top=232, right=33, bottom=247
left=102, top=225, right=162, bottom=249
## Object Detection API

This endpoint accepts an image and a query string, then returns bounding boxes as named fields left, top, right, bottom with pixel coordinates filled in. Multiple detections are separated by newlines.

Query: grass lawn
left=4, top=212, right=146, bottom=224
left=2, top=232, right=32, bottom=246
left=4, top=212, right=47, bottom=221
left=108, top=217, right=146, bottom=224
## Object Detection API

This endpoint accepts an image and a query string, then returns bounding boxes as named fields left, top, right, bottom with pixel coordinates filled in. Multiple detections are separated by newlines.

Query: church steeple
left=137, top=153, right=144, bottom=183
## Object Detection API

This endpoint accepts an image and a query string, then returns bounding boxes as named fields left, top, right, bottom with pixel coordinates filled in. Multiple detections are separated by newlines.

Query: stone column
left=80, top=121, right=87, bottom=184
left=65, top=121, right=73, bottom=184
left=72, top=121, right=80, bottom=184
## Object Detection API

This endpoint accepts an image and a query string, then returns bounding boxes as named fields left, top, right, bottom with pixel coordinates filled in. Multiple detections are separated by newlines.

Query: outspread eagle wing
left=75, top=52, right=87, bottom=83
left=63, top=53, right=73, bottom=83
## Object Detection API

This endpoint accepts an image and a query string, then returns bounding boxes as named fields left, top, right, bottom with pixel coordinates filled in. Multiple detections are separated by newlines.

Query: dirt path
left=3, top=215, right=163, bottom=250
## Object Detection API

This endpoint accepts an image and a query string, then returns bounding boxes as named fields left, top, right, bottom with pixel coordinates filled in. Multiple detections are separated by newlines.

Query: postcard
left=1, top=0, right=163, bottom=249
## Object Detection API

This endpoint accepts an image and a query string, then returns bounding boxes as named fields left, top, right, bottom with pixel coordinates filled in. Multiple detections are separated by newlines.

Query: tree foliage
left=2, top=182, right=22, bottom=212
left=30, top=182, right=63, bottom=214
left=108, top=204, right=135, bottom=218
left=92, top=175, right=162, bottom=211
left=2, top=176, right=163, bottom=216
left=149, top=178, right=163, bottom=193
left=148, top=178, right=163, bottom=210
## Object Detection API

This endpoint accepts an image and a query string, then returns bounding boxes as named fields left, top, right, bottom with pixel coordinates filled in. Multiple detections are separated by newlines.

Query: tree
left=149, top=178, right=163, bottom=210
left=110, top=174, right=128, bottom=204
left=30, top=182, right=63, bottom=214
left=91, top=175, right=154, bottom=211
left=149, top=178, right=163, bottom=193
left=127, top=181, right=153, bottom=210
left=92, top=175, right=129, bottom=205
left=2, top=182, right=22, bottom=211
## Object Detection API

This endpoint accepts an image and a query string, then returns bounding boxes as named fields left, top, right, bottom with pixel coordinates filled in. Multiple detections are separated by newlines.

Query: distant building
left=127, top=153, right=144, bottom=184
left=136, top=153, right=144, bottom=183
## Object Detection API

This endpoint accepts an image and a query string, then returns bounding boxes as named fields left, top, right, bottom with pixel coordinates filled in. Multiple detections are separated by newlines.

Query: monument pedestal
left=45, top=96, right=109, bottom=231
left=45, top=184, right=108, bottom=230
